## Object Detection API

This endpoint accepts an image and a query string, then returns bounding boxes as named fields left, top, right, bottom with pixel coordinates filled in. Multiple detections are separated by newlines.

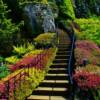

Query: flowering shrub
left=9, top=55, right=38, bottom=71
left=73, top=71, right=100, bottom=90
left=0, top=83, right=5, bottom=94
left=76, top=40, right=100, bottom=52
left=0, top=47, right=57, bottom=100
left=77, top=65, right=100, bottom=75
left=34, top=33, right=56, bottom=44
left=34, top=33, right=57, bottom=49
left=9, top=48, right=57, bottom=71
left=75, top=40, right=100, bottom=66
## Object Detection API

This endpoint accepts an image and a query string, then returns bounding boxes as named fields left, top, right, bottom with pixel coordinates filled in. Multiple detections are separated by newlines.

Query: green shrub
left=0, top=65, right=10, bottom=79
left=0, top=0, right=21, bottom=56
left=13, top=45, right=27, bottom=56
left=0, top=56, right=4, bottom=63
left=34, top=33, right=57, bottom=48
left=75, top=18, right=100, bottom=46
left=5, top=56, right=19, bottom=64
left=13, top=43, right=35, bottom=56
left=57, top=0, right=75, bottom=20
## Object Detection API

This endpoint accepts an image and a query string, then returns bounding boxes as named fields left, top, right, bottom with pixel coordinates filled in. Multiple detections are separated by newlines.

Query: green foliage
left=34, top=33, right=55, bottom=44
left=34, top=33, right=57, bottom=48
left=13, top=45, right=27, bottom=56
left=74, top=0, right=100, bottom=17
left=13, top=43, right=35, bottom=56
left=26, top=42, right=35, bottom=51
left=57, top=0, right=75, bottom=20
left=5, top=56, right=19, bottom=64
left=0, top=0, right=21, bottom=55
left=92, top=89, right=100, bottom=100
left=75, top=18, right=100, bottom=46
left=0, top=56, right=4, bottom=63
left=18, top=0, right=48, bottom=4
left=0, top=65, right=10, bottom=79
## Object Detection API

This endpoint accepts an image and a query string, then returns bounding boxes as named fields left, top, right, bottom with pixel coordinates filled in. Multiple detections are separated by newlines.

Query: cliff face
left=23, top=3, right=56, bottom=36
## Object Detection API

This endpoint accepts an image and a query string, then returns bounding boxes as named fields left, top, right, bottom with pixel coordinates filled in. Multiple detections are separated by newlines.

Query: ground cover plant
left=75, top=18, right=100, bottom=46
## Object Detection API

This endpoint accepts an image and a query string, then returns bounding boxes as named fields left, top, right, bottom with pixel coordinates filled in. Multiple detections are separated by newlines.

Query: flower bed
left=75, top=40, right=100, bottom=66
left=0, top=47, right=57, bottom=100
left=73, top=65, right=100, bottom=100
left=34, top=33, right=57, bottom=48
left=9, top=48, right=56, bottom=71
left=75, top=18, right=100, bottom=46
left=0, top=32, right=58, bottom=99
left=74, top=19, right=100, bottom=99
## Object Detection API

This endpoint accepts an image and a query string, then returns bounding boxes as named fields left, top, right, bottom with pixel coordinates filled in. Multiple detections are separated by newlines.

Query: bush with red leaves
left=9, top=48, right=55, bottom=71
left=0, top=83, right=5, bottom=94
left=73, top=71, right=100, bottom=90
left=75, top=40, right=100, bottom=66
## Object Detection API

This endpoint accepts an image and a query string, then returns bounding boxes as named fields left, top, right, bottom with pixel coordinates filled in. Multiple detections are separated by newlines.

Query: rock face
left=23, top=3, right=56, bottom=35
left=42, top=15, right=55, bottom=33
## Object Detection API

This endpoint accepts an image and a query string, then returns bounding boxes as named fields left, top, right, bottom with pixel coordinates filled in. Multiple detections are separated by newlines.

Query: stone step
left=48, top=69, right=67, bottom=74
left=50, top=64, right=67, bottom=68
left=27, top=95, right=67, bottom=100
left=58, top=43, right=71, bottom=45
left=58, top=48, right=70, bottom=51
left=57, top=51, right=71, bottom=55
left=27, top=95, right=49, bottom=100
left=49, top=68, right=66, bottom=70
left=58, top=46, right=69, bottom=50
left=57, top=50, right=70, bottom=53
left=42, top=80, right=68, bottom=83
left=39, top=81, right=68, bottom=88
left=57, top=45, right=69, bottom=48
left=46, top=73, right=68, bottom=76
left=55, top=55, right=70, bottom=59
left=36, top=87, right=67, bottom=91
left=50, top=96, right=67, bottom=100
left=53, top=59, right=69, bottom=63
left=45, top=74, right=68, bottom=80
left=32, top=87, right=68, bottom=96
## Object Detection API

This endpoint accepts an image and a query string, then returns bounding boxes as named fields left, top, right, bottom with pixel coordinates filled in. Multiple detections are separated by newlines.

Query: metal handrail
left=68, top=33, right=75, bottom=85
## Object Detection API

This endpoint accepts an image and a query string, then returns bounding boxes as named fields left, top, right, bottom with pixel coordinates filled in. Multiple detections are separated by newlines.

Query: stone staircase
left=27, top=31, right=71, bottom=100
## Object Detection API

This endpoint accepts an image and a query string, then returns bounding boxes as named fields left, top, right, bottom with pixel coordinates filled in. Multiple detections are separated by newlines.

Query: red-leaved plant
left=75, top=40, right=100, bottom=66
left=73, top=71, right=100, bottom=90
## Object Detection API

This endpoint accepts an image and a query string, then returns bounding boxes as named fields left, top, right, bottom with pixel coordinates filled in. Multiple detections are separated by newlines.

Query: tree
left=0, top=0, right=20, bottom=56
left=56, top=0, right=75, bottom=20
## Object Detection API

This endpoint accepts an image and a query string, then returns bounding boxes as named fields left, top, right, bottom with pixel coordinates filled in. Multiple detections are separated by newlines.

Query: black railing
left=68, top=33, right=76, bottom=85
